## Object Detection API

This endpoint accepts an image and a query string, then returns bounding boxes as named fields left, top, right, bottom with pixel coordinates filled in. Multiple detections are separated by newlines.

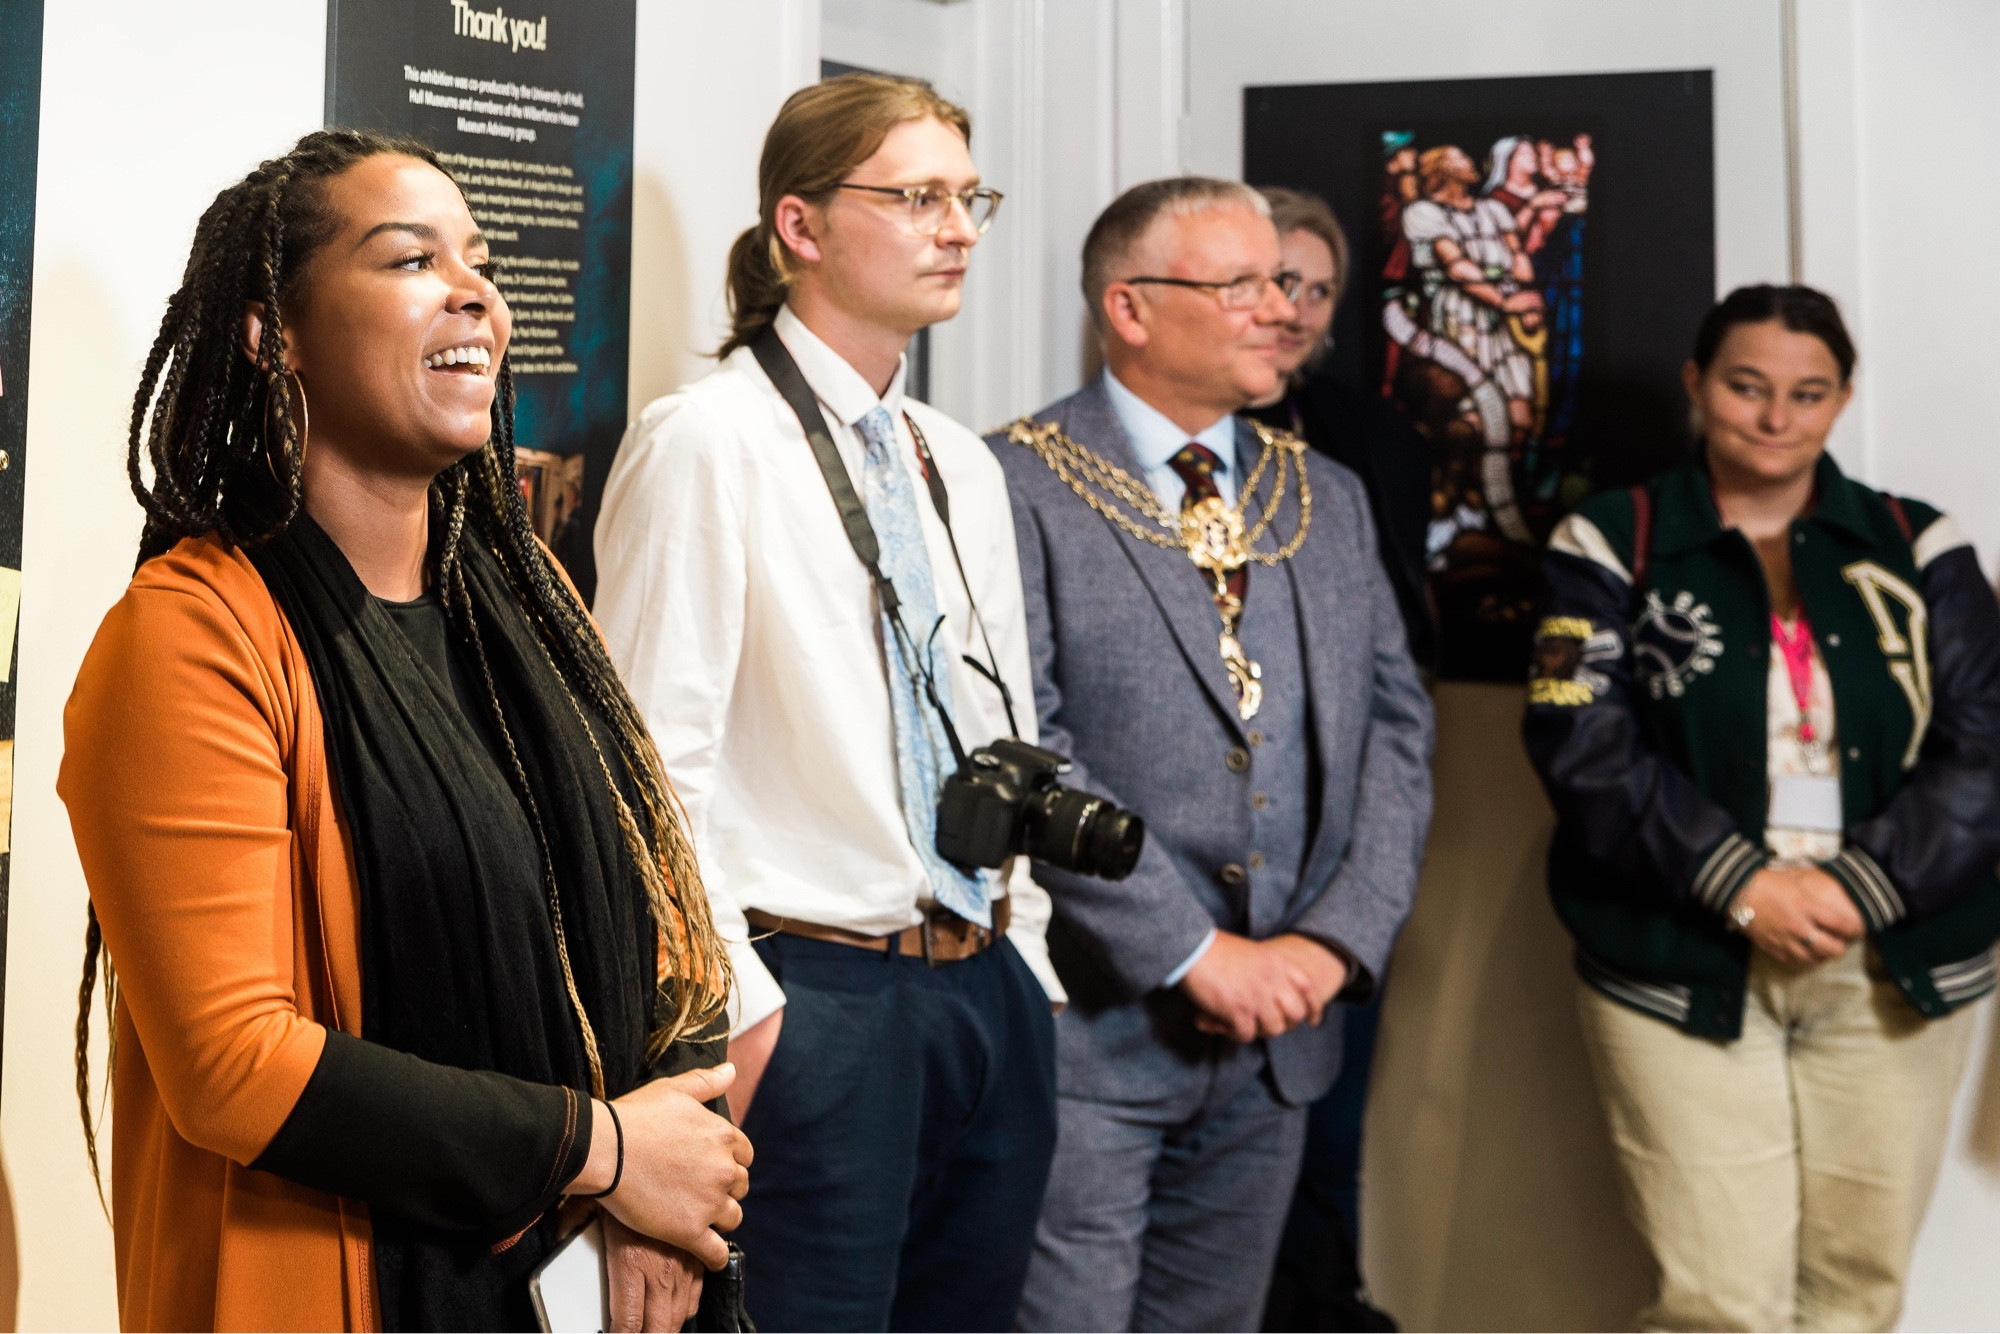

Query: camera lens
left=1085, top=807, right=1145, bottom=880
left=1028, top=786, right=1146, bottom=881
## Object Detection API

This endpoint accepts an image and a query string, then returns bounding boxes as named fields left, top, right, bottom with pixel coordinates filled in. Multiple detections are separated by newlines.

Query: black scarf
left=253, top=513, right=657, bottom=1330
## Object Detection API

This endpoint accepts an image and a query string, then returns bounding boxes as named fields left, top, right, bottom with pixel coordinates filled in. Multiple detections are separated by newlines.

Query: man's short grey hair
left=1081, top=177, right=1271, bottom=332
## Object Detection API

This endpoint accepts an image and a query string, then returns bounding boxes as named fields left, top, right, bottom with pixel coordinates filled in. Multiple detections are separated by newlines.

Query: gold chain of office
left=1002, top=415, right=1313, bottom=574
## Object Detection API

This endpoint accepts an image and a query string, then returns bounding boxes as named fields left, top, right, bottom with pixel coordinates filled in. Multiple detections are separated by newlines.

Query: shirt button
left=1848, top=747, right=1861, bottom=760
left=1253, top=792, right=1269, bottom=810
left=1249, top=852, right=1266, bottom=870
left=1226, top=747, right=1251, bottom=772
left=1795, top=532, right=1807, bottom=545
left=1248, top=730, right=1265, bottom=747
left=1220, top=863, right=1247, bottom=886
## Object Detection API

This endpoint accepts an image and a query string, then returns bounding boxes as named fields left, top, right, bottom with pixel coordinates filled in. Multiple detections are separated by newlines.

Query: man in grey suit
left=986, top=177, right=1433, bottom=1332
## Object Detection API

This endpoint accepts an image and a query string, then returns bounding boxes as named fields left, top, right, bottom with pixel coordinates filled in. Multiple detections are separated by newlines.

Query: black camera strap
left=900, top=413, right=1022, bottom=739
left=750, top=326, right=1019, bottom=751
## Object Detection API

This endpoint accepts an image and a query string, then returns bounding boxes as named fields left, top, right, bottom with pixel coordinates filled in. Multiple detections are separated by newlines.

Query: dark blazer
left=986, top=379, right=1434, bottom=1106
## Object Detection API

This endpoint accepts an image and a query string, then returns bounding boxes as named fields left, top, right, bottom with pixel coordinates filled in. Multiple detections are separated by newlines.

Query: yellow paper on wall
left=0, top=566, right=20, bottom=683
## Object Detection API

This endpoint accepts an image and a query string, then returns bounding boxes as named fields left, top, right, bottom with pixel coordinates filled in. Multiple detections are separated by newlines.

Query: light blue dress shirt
left=1100, top=368, right=1230, bottom=988
left=1102, top=368, right=1242, bottom=509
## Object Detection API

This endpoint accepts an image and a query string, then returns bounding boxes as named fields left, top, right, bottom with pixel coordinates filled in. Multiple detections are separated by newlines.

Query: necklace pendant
left=1182, top=496, right=1249, bottom=574
left=1220, top=631, right=1263, bottom=720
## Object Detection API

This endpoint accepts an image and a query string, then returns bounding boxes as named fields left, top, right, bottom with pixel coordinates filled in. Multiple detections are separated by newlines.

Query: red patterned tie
left=1168, top=443, right=1247, bottom=605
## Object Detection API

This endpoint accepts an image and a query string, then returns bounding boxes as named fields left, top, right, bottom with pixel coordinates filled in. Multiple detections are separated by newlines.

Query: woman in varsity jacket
left=1524, top=284, right=2000, bottom=1332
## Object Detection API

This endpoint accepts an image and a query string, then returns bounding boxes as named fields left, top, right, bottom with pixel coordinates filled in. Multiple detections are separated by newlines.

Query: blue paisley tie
left=855, top=406, right=993, bottom=927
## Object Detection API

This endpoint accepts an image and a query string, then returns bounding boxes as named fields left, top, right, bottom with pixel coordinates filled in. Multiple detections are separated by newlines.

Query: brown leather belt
left=746, top=898, right=1011, bottom=968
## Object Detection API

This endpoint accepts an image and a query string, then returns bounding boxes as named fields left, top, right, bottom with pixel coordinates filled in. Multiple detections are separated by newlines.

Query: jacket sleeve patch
left=1529, top=616, right=1619, bottom=706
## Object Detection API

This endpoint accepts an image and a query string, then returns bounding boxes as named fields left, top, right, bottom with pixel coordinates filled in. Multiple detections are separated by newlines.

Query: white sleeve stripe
left=1913, top=515, right=1970, bottom=570
left=1548, top=513, right=1633, bottom=586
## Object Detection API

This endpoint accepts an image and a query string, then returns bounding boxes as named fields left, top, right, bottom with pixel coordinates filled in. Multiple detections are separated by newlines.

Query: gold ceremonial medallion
left=1221, top=631, right=1264, bottom=720
left=1181, top=496, right=1250, bottom=574
left=1007, top=416, right=1309, bottom=724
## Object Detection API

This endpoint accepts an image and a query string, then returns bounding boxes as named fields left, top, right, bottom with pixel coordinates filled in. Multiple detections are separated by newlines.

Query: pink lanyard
left=1770, top=611, right=1818, bottom=744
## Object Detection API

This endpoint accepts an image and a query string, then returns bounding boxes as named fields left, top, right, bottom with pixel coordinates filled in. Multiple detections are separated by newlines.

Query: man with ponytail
left=595, top=74, right=1061, bottom=1331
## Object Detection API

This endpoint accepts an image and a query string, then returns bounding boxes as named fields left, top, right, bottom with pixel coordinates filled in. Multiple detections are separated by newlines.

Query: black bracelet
left=580, top=1098, right=625, bottom=1200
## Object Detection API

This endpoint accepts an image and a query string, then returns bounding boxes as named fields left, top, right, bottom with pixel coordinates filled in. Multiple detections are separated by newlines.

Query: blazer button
left=1226, top=746, right=1251, bottom=772
left=1826, top=633, right=1841, bottom=648
left=1220, top=863, right=1247, bottom=886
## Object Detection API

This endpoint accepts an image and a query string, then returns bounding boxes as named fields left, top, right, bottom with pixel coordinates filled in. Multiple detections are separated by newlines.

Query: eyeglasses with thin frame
left=835, top=183, right=1005, bottom=236
left=1124, top=269, right=1303, bottom=311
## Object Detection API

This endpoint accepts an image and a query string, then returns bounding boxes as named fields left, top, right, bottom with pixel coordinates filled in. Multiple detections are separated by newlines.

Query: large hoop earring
left=286, top=370, right=310, bottom=467
left=267, top=370, right=309, bottom=486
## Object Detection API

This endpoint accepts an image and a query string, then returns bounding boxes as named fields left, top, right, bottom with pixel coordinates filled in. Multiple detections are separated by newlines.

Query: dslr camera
left=936, top=738, right=1145, bottom=880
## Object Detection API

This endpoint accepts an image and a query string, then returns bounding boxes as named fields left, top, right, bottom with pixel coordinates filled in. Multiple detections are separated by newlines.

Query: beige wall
left=1361, top=684, right=1651, bottom=1330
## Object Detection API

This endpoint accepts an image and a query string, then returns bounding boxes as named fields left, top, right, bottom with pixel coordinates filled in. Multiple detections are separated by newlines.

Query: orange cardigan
left=61, top=536, right=375, bottom=1331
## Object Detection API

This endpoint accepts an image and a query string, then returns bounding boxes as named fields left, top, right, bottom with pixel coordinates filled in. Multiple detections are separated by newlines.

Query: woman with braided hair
left=58, top=128, right=751, bottom=1331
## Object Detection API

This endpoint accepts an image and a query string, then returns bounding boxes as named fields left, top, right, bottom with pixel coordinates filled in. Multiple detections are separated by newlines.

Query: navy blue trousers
left=734, top=932, right=1058, bottom=1332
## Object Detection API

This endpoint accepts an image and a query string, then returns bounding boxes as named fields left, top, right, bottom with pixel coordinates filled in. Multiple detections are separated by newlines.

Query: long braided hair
left=78, top=128, right=728, bottom=1200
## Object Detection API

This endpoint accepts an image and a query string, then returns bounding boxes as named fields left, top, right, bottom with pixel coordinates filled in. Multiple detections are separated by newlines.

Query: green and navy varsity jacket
left=1522, top=451, right=2000, bottom=1039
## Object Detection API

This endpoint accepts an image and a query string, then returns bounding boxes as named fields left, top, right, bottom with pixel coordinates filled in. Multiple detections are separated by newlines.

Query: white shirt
left=594, top=306, right=1062, bottom=1035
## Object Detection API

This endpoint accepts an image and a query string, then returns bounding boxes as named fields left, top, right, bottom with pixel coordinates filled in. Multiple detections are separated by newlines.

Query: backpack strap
left=1883, top=492, right=1914, bottom=542
left=1627, top=483, right=1653, bottom=591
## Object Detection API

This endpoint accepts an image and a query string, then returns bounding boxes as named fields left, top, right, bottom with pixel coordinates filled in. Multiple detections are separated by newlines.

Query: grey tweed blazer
left=985, top=379, right=1434, bottom=1106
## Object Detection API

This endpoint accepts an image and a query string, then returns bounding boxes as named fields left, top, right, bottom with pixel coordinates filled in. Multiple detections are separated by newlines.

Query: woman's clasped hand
left=576, top=1063, right=753, bottom=1267
left=1730, top=864, right=1867, bottom=967
left=572, top=1063, right=752, bottom=1331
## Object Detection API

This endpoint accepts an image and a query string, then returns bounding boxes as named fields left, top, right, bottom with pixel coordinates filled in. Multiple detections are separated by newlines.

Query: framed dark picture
left=0, top=0, right=41, bottom=1067
left=325, top=0, right=637, bottom=595
left=1247, top=71, right=1716, bottom=681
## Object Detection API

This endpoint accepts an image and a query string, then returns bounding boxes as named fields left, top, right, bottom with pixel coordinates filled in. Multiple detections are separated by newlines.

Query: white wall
left=1845, top=0, right=2000, bottom=573
left=627, top=0, right=818, bottom=413
left=12, top=6, right=331, bottom=1327
left=1848, top=6, right=2000, bottom=1325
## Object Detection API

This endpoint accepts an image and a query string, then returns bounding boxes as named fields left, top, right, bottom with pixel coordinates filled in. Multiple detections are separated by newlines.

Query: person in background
left=989, top=177, right=1432, bottom=1332
left=593, top=75, right=1061, bottom=1332
left=59, top=129, right=750, bottom=1332
left=1524, top=284, right=2000, bottom=1331
left=1247, top=186, right=1424, bottom=1333
left=1246, top=187, right=1436, bottom=673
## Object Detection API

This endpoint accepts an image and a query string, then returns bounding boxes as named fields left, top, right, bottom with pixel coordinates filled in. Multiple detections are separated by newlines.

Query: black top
left=375, top=591, right=496, bottom=756
left=1245, top=371, right=1437, bottom=670
left=248, top=518, right=673, bottom=1331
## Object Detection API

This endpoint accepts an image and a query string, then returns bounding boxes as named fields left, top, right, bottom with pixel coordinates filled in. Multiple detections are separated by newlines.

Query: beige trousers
left=1576, top=945, right=1979, bottom=1332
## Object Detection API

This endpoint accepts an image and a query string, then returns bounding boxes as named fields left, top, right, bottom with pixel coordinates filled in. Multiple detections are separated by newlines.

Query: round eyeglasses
left=836, top=183, right=1005, bottom=236
left=1125, top=269, right=1303, bottom=311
